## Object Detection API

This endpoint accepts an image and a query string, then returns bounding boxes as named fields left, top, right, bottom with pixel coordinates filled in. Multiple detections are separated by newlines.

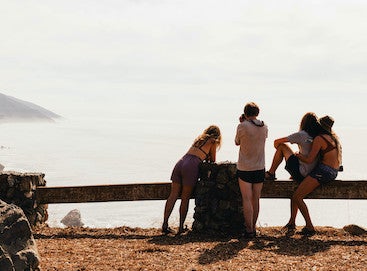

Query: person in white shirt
left=235, top=102, right=268, bottom=238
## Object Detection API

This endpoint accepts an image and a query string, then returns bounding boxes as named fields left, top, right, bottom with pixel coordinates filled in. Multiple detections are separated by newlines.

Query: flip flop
left=300, top=227, right=316, bottom=236
left=176, top=225, right=189, bottom=236
left=241, top=231, right=256, bottom=239
left=162, top=227, right=174, bottom=235
left=281, top=223, right=296, bottom=234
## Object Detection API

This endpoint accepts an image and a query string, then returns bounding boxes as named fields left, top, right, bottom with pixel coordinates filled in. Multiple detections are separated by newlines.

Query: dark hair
left=300, top=112, right=320, bottom=138
left=243, top=102, right=260, bottom=117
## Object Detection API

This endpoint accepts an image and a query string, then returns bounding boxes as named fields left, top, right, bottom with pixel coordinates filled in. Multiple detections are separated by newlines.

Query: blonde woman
left=162, top=125, right=222, bottom=235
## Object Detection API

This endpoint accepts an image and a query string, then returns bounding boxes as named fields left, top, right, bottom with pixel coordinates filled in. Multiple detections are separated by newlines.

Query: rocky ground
left=34, top=226, right=367, bottom=271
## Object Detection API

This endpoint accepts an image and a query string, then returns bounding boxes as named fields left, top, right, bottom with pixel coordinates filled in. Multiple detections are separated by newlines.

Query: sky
left=1, top=0, right=367, bottom=117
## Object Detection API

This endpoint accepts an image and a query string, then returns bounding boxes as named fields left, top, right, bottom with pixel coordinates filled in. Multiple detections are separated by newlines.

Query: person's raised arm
left=235, top=125, right=241, bottom=146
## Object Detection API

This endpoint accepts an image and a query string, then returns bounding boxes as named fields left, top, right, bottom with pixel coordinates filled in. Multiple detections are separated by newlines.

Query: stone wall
left=192, top=162, right=244, bottom=235
left=0, top=171, right=48, bottom=227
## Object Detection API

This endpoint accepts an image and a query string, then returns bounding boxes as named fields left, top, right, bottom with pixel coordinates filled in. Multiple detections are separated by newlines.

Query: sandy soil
left=34, top=226, right=367, bottom=271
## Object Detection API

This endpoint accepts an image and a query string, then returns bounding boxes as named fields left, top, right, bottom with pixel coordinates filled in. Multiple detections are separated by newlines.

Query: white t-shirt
left=235, top=119, right=268, bottom=171
left=287, top=130, right=318, bottom=177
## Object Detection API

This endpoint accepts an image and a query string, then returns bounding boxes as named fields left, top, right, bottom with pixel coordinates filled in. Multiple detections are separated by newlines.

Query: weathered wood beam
left=36, top=180, right=367, bottom=204
left=36, top=183, right=172, bottom=204
left=261, top=180, right=367, bottom=199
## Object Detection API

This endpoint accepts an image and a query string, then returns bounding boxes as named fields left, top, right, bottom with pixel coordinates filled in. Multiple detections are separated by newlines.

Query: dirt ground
left=34, top=226, right=367, bottom=271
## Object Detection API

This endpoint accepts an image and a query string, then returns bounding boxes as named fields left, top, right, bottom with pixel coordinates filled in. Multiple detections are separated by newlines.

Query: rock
left=343, top=224, right=367, bottom=236
left=192, top=162, right=244, bottom=235
left=0, top=200, right=40, bottom=270
left=61, top=209, right=84, bottom=227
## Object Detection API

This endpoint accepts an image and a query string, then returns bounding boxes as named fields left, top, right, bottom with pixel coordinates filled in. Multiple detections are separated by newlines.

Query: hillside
left=0, top=93, right=60, bottom=122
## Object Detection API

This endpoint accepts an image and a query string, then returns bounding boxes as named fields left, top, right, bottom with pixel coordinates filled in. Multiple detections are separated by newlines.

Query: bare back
left=302, top=134, right=339, bottom=169
left=318, top=134, right=339, bottom=169
left=187, top=138, right=217, bottom=162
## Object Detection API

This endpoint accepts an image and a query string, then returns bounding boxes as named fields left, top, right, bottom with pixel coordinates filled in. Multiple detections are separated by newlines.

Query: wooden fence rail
left=35, top=180, right=367, bottom=204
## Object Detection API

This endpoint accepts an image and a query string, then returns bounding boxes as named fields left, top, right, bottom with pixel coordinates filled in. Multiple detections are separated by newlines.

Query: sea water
left=1, top=89, right=366, bottom=229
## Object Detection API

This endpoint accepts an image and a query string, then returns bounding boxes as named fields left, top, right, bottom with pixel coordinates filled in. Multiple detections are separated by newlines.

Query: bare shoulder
left=314, top=135, right=326, bottom=146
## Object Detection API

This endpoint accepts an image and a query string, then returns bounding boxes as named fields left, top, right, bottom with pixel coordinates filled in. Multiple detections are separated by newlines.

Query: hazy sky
left=1, top=0, right=367, bottom=115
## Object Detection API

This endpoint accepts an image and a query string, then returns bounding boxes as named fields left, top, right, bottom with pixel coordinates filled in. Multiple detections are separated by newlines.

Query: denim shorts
left=237, top=169, right=265, bottom=184
left=309, top=163, right=338, bottom=184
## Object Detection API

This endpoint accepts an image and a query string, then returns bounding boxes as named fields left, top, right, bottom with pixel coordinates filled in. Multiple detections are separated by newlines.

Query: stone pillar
left=0, top=172, right=48, bottom=227
left=192, top=162, right=244, bottom=235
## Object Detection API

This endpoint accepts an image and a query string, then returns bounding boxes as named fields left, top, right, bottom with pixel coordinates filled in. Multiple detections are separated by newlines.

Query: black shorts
left=237, top=169, right=265, bottom=184
left=285, top=155, right=305, bottom=183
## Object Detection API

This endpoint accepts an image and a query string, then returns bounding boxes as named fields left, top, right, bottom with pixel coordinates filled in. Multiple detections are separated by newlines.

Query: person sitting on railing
left=265, top=112, right=321, bottom=182
left=162, top=125, right=222, bottom=235
left=284, top=115, right=342, bottom=236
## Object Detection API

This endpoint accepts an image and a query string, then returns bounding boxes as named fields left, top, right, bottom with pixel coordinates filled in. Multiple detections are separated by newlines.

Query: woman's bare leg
left=292, top=176, right=320, bottom=229
left=178, top=185, right=194, bottom=232
left=268, top=143, right=294, bottom=174
left=238, top=179, right=255, bottom=233
left=251, top=182, right=263, bottom=231
left=163, top=182, right=181, bottom=230
left=286, top=196, right=299, bottom=227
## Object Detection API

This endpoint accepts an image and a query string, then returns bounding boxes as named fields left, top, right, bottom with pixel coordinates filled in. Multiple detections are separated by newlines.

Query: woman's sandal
left=300, top=227, right=316, bottom=236
left=162, top=223, right=174, bottom=235
left=176, top=225, right=189, bottom=236
left=162, top=227, right=174, bottom=234
left=281, top=223, right=296, bottom=233
left=265, top=171, right=277, bottom=181
left=241, top=231, right=256, bottom=239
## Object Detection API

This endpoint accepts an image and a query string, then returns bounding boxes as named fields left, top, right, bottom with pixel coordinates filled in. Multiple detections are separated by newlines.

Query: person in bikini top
left=284, top=115, right=342, bottom=236
left=162, top=125, right=222, bottom=235
left=297, top=115, right=342, bottom=172
left=188, top=129, right=220, bottom=162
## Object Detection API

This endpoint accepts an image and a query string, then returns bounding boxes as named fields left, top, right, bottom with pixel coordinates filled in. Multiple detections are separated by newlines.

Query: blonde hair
left=331, top=132, right=342, bottom=167
left=192, top=125, right=222, bottom=149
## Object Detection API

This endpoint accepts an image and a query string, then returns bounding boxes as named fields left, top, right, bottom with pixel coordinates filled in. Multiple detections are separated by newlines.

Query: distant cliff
left=0, top=93, right=60, bottom=122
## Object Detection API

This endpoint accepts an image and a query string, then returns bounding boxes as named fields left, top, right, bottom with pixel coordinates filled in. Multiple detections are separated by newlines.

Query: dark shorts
left=171, top=154, right=202, bottom=187
left=285, top=154, right=305, bottom=183
left=309, top=163, right=338, bottom=185
left=237, top=169, right=265, bottom=184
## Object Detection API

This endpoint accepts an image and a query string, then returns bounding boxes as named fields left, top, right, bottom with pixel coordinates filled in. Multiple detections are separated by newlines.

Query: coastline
left=34, top=225, right=367, bottom=271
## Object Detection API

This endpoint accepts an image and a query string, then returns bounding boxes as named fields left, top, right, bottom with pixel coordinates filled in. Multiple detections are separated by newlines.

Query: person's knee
left=168, top=190, right=180, bottom=201
left=277, top=143, right=291, bottom=156
left=276, top=143, right=286, bottom=150
left=292, top=192, right=304, bottom=204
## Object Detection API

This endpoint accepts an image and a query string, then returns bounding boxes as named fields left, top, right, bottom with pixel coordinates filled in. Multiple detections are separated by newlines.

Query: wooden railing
left=35, top=180, right=367, bottom=204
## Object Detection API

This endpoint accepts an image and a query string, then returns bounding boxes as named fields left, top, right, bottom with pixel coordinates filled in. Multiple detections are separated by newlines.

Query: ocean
left=1, top=89, right=366, bottom=229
